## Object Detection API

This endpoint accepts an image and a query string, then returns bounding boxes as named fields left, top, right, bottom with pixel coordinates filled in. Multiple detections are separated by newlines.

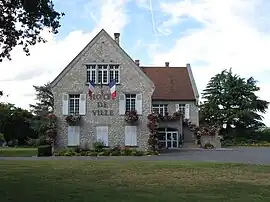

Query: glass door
left=166, top=132, right=179, bottom=149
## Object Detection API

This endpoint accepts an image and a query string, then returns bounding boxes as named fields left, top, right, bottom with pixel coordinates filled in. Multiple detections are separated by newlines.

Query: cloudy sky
left=0, top=0, right=270, bottom=126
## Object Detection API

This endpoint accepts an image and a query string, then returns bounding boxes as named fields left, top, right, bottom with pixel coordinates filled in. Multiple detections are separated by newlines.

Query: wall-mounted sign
left=90, top=93, right=114, bottom=116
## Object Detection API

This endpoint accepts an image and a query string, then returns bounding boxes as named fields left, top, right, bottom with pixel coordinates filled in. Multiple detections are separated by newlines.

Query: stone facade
left=51, top=30, right=154, bottom=150
left=51, top=29, right=199, bottom=150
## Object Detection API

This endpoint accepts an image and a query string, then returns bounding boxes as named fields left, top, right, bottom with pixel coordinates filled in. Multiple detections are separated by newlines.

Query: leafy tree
left=0, top=103, right=37, bottom=145
left=29, top=82, right=54, bottom=137
left=200, top=68, right=269, bottom=137
left=0, top=0, right=64, bottom=62
left=30, top=82, right=54, bottom=116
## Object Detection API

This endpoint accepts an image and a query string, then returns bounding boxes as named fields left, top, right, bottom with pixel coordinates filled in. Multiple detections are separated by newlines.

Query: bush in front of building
left=37, top=145, right=52, bottom=156
left=93, top=141, right=106, bottom=152
left=203, top=143, right=215, bottom=149
left=53, top=146, right=159, bottom=157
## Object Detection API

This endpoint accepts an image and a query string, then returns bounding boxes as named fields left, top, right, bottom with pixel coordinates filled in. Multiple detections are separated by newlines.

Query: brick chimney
left=135, top=60, right=140, bottom=66
left=165, top=62, right=169, bottom=67
left=114, top=33, right=120, bottom=44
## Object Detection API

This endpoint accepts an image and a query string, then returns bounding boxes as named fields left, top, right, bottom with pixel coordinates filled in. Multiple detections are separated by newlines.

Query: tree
left=29, top=82, right=54, bottom=116
left=0, top=103, right=37, bottom=145
left=200, top=68, right=269, bottom=137
left=0, top=0, right=64, bottom=62
left=29, top=82, right=54, bottom=137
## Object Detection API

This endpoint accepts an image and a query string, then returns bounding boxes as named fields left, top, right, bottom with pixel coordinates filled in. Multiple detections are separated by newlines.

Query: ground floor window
left=67, top=126, right=80, bottom=146
left=125, top=126, right=137, bottom=146
left=96, top=126, right=109, bottom=146
left=157, top=128, right=180, bottom=149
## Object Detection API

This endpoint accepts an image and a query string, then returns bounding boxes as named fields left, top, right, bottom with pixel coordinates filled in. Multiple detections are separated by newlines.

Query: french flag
left=109, top=79, right=116, bottom=99
left=88, top=80, right=95, bottom=97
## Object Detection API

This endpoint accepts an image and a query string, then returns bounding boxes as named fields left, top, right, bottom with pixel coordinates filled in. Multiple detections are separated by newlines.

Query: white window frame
left=125, top=126, right=137, bottom=146
left=69, top=94, right=80, bottom=114
left=96, top=126, right=109, bottom=146
left=179, top=104, right=185, bottom=116
left=97, top=64, right=109, bottom=84
left=86, top=65, right=96, bottom=83
left=68, top=126, right=80, bottom=146
left=152, top=104, right=168, bottom=116
left=125, top=94, right=136, bottom=112
left=109, top=65, right=120, bottom=84
left=86, top=64, right=120, bottom=85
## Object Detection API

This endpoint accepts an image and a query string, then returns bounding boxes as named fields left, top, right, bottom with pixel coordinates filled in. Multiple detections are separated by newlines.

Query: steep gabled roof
left=141, top=66, right=196, bottom=101
left=50, top=29, right=154, bottom=88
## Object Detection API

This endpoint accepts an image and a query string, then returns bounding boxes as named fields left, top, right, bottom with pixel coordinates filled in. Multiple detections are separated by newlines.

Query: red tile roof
left=141, top=66, right=195, bottom=101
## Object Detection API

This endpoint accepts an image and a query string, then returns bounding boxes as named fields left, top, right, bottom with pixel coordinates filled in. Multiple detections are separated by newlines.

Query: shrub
left=37, top=145, right=52, bottom=156
left=74, top=146, right=81, bottom=153
left=111, top=150, right=121, bottom=156
left=89, top=151, right=98, bottom=156
left=204, top=143, right=214, bottom=149
left=145, top=150, right=159, bottom=155
left=54, top=148, right=77, bottom=156
left=93, top=141, right=106, bottom=152
left=121, top=147, right=133, bottom=156
left=103, top=150, right=111, bottom=156
left=132, top=150, right=144, bottom=156
left=112, top=145, right=121, bottom=151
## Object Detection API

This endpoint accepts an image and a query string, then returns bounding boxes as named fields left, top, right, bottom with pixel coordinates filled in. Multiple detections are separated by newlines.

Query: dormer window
left=86, top=64, right=120, bottom=84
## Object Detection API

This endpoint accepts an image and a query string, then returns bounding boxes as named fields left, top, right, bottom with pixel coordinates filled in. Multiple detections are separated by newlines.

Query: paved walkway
left=0, top=147, right=270, bottom=165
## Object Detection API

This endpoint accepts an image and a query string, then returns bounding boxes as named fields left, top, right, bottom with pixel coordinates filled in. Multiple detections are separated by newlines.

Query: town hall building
left=50, top=29, right=199, bottom=150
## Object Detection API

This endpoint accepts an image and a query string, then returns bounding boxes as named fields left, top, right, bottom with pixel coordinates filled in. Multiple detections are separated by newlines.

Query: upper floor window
left=178, top=104, right=185, bottom=115
left=69, top=94, right=80, bottom=114
left=86, top=64, right=120, bottom=84
left=152, top=104, right=168, bottom=116
left=125, top=94, right=136, bottom=112
left=86, top=65, right=96, bottom=84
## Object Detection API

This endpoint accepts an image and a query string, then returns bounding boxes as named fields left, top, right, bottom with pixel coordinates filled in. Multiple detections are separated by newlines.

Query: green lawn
left=0, top=147, right=37, bottom=157
left=1, top=161, right=270, bottom=202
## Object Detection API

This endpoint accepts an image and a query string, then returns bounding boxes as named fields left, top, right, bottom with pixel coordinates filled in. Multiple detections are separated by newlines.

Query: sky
left=0, top=0, right=270, bottom=126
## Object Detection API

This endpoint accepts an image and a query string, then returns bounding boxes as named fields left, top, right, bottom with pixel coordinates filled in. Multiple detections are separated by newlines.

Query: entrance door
left=166, top=132, right=178, bottom=149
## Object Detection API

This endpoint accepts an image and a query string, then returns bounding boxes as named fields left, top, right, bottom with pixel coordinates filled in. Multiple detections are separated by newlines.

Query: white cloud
left=150, top=0, right=270, bottom=126
left=0, top=0, right=129, bottom=110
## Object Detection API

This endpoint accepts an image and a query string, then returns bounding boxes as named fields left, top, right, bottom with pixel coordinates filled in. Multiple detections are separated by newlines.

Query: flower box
left=65, top=114, right=81, bottom=126
left=125, top=110, right=139, bottom=124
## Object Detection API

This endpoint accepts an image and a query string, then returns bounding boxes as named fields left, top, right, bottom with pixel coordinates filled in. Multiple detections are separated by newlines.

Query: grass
left=1, top=160, right=270, bottom=202
left=0, top=147, right=37, bottom=157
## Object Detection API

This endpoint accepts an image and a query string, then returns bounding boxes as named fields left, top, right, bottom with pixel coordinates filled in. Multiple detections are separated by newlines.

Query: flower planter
left=125, top=110, right=139, bottom=124
left=65, top=115, right=81, bottom=126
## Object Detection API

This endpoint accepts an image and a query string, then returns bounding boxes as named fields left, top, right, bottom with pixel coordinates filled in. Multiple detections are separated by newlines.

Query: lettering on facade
left=90, top=93, right=114, bottom=116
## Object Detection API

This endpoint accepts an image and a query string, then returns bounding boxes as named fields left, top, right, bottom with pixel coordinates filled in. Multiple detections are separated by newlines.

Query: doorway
left=166, top=132, right=179, bottom=149
left=157, top=128, right=179, bottom=149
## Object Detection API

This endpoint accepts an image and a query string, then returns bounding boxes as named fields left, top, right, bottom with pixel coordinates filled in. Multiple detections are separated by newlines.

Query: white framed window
left=68, top=126, right=80, bottom=146
left=125, top=94, right=136, bottom=112
left=97, top=65, right=108, bottom=84
left=86, top=64, right=120, bottom=84
left=86, top=65, right=96, bottom=83
left=152, top=104, right=168, bottom=116
left=176, top=104, right=190, bottom=119
left=69, top=94, right=80, bottom=114
left=125, top=126, right=137, bottom=146
left=96, top=126, right=109, bottom=146
left=109, top=65, right=120, bottom=84
left=178, top=104, right=185, bottom=114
